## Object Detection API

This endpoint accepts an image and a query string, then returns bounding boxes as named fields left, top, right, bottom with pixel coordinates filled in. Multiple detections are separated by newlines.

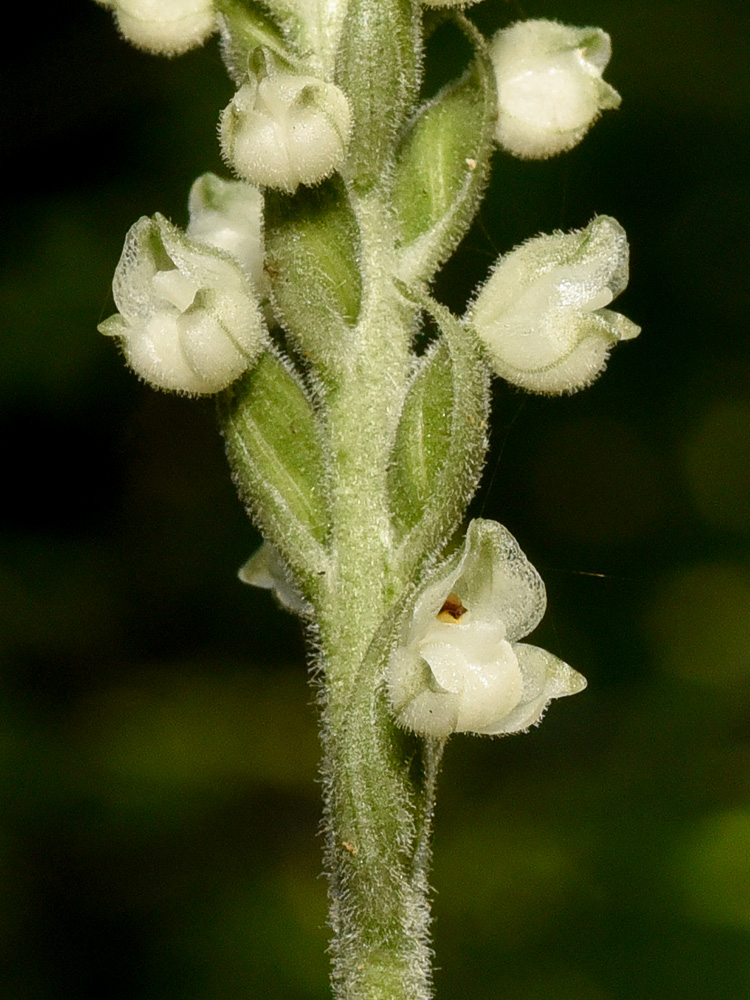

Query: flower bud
left=96, top=0, right=215, bottom=56
left=489, top=19, right=621, bottom=159
left=187, top=173, right=268, bottom=301
left=388, top=519, right=586, bottom=739
left=99, top=213, right=265, bottom=395
left=469, top=216, right=640, bottom=395
left=220, top=67, right=352, bottom=193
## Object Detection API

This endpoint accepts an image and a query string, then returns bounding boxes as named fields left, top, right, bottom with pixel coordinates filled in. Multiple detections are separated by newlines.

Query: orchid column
left=95, top=1, right=638, bottom=997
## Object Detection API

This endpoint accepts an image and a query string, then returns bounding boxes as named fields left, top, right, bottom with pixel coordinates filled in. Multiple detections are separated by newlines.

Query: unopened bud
left=96, top=0, right=215, bottom=55
left=489, top=19, right=621, bottom=159
left=220, top=66, right=351, bottom=193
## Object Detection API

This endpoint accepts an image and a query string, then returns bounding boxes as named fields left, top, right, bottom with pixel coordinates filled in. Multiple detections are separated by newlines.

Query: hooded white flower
left=469, top=215, right=640, bottom=395
left=489, top=19, right=621, bottom=159
left=388, top=519, right=586, bottom=739
left=95, top=0, right=215, bottom=55
left=99, top=213, right=265, bottom=394
left=220, top=68, right=352, bottom=194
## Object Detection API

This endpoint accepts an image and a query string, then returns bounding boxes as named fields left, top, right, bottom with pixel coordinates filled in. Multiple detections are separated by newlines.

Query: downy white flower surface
left=99, top=213, right=265, bottom=394
left=95, top=0, right=215, bottom=55
left=489, top=19, right=621, bottom=159
left=469, top=215, right=640, bottom=394
left=388, top=519, right=586, bottom=739
left=187, top=173, right=269, bottom=302
left=220, top=69, right=352, bottom=193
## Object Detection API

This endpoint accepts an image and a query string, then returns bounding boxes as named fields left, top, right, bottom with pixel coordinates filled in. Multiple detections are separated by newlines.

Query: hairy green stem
left=313, top=186, right=441, bottom=1000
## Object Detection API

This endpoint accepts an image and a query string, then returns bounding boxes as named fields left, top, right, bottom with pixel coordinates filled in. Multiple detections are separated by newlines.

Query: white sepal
left=388, top=519, right=586, bottom=739
left=468, top=215, right=640, bottom=395
left=489, top=19, right=621, bottom=159
left=99, top=213, right=265, bottom=395
left=187, top=173, right=269, bottom=302
left=104, top=0, right=215, bottom=55
left=238, top=542, right=311, bottom=616
left=220, top=67, right=351, bottom=193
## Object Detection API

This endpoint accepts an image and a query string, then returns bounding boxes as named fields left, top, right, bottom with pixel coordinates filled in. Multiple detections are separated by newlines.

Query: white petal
left=478, top=644, right=587, bottom=734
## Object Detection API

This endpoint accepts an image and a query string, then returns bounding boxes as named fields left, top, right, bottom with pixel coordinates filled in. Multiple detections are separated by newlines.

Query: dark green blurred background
left=2, top=1, right=750, bottom=997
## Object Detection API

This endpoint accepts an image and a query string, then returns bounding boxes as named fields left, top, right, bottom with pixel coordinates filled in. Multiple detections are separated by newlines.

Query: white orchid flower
left=220, top=68, right=351, bottom=194
left=489, top=19, right=621, bottom=159
left=99, top=213, right=265, bottom=395
left=388, top=519, right=586, bottom=739
left=469, top=215, right=640, bottom=395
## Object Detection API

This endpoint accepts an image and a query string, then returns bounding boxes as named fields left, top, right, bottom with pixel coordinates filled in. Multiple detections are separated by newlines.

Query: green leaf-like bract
left=336, top=0, right=421, bottom=190
left=389, top=342, right=453, bottom=532
left=264, top=180, right=361, bottom=375
left=216, top=0, right=298, bottom=84
left=219, top=350, right=329, bottom=585
left=393, top=17, right=496, bottom=282
left=389, top=292, right=490, bottom=573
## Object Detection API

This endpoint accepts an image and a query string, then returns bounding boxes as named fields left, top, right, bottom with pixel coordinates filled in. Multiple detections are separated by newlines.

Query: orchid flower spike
left=94, top=0, right=215, bottom=55
left=468, top=215, right=640, bottom=395
left=388, top=519, right=586, bottom=739
left=489, top=19, right=621, bottom=159
left=99, top=213, right=265, bottom=395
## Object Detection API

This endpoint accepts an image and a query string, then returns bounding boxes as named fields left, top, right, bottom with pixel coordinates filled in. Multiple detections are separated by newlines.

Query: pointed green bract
left=264, top=181, right=361, bottom=373
left=219, top=350, right=330, bottom=583
left=389, top=292, right=490, bottom=572
left=389, top=343, right=454, bottom=533
left=394, top=17, right=496, bottom=282
left=216, top=0, right=298, bottom=84
left=336, top=0, right=421, bottom=190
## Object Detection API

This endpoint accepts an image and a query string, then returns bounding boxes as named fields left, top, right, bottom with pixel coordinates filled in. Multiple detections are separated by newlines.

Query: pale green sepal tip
left=239, top=542, right=311, bottom=616
left=98, top=314, right=128, bottom=338
left=480, top=644, right=587, bottom=735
